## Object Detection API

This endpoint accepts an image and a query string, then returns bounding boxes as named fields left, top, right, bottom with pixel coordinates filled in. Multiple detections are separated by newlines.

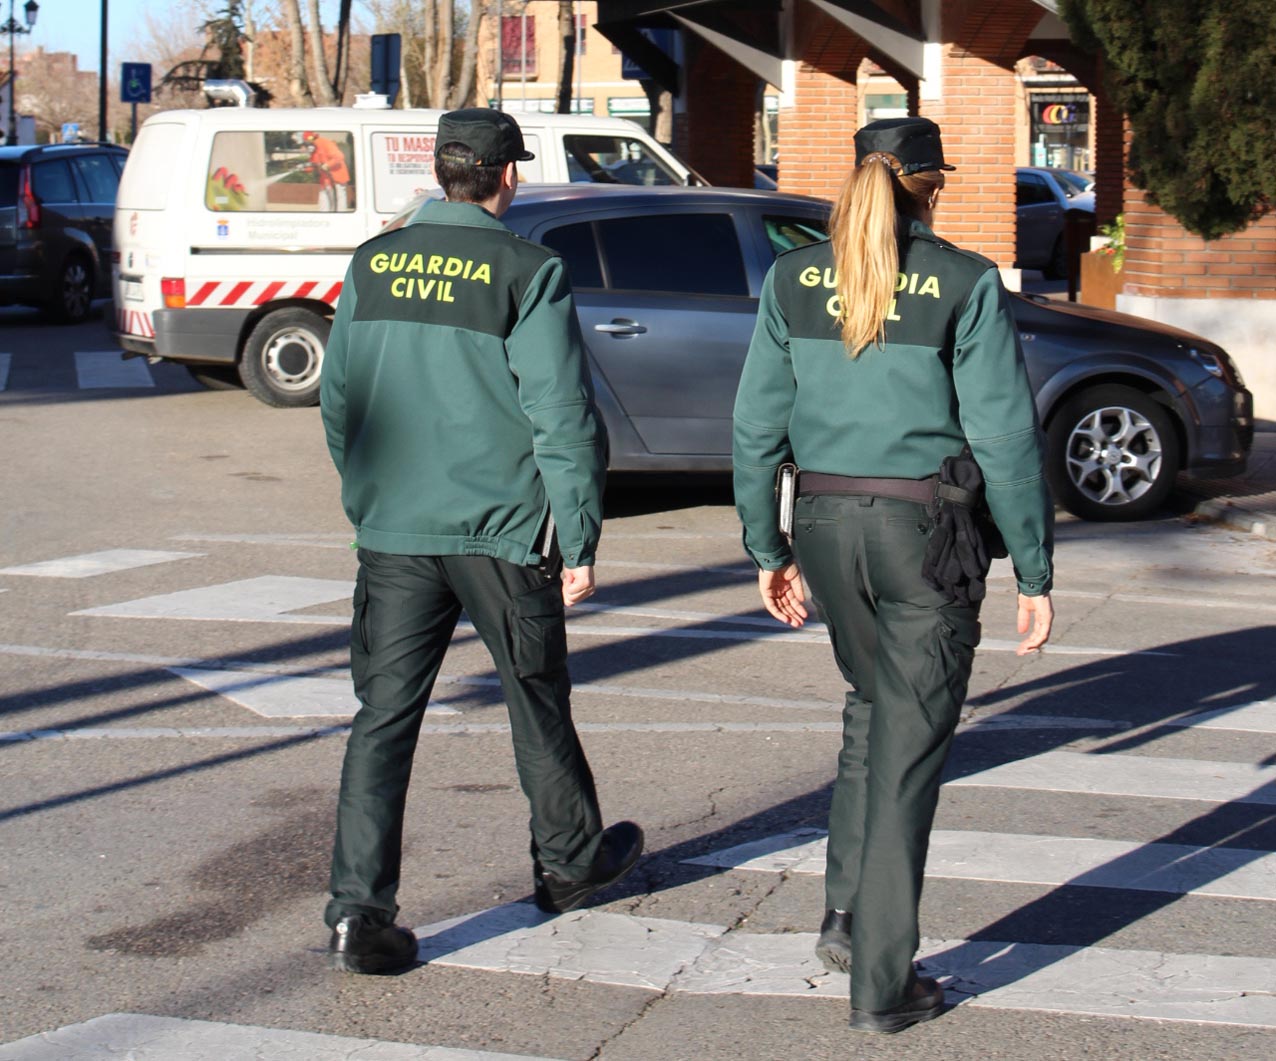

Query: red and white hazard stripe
left=117, top=307, right=155, bottom=338
left=185, top=279, right=344, bottom=308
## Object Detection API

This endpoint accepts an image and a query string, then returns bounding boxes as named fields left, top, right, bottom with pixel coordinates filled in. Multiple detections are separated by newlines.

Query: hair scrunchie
left=861, top=153, right=899, bottom=173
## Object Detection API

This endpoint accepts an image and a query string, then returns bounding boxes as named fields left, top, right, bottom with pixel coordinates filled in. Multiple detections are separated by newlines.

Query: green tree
left=1061, top=0, right=1276, bottom=239
left=202, top=0, right=248, bottom=81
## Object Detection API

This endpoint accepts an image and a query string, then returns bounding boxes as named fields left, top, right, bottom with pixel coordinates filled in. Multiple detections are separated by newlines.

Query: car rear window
left=0, top=164, right=17, bottom=206
left=596, top=213, right=747, bottom=296
left=73, top=154, right=120, bottom=205
left=118, top=123, right=187, bottom=210
left=32, top=160, right=78, bottom=203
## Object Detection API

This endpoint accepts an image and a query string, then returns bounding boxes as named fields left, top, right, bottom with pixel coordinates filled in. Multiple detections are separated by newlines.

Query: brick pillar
left=919, top=1, right=1043, bottom=270
left=777, top=4, right=869, bottom=200
left=1090, top=80, right=1124, bottom=228
left=680, top=39, right=758, bottom=188
left=917, top=45, right=1017, bottom=267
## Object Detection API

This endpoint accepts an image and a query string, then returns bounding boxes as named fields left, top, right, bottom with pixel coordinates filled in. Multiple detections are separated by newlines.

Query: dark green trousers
left=792, top=494, right=981, bottom=1012
left=325, top=548, right=603, bottom=928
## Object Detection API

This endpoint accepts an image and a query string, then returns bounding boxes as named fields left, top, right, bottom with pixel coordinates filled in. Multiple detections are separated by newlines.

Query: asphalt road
left=2, top=306, right=1275, bottom=1061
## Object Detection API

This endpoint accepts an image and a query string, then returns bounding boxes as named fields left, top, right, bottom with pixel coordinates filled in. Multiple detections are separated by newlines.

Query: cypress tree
left=1060, top=0, right=1276, bottom=239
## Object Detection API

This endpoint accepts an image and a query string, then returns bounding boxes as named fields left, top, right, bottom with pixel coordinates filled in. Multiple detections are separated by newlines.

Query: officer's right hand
left=561, top=565, right=595, bottom=607
left=759, top=563, right=807, bottom=628
left=1016, top=591, right=1053, bottom=655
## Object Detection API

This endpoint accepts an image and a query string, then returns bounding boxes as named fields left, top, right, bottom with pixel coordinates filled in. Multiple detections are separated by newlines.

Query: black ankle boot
left=815, top=909, right=852, bottom=974
left=328, top=914, right=418, bottom=975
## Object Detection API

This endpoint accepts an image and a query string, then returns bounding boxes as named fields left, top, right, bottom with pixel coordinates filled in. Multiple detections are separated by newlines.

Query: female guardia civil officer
left=732, top=117, right=1055, bottom=1034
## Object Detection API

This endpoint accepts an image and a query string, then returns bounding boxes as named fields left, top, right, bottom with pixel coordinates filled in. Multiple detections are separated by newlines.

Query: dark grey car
left=388, top=184, right=1253, bottom=521
left=0, top=142, right=127, bottom=322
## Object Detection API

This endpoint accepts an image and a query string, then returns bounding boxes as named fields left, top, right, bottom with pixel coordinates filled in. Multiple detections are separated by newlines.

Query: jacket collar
left=410, top=197, right=511, bottom=233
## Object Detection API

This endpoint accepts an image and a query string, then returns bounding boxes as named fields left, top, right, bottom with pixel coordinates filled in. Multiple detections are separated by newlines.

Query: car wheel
left=49, top=255, right=93, bottom=323
left=1046, top=235, right=1068, bottom=280
left=186, top=364, right=244, bottom=391
left=238, top=308, right=329, bottom=408
left=1046, top=385, right=1181, bottom=521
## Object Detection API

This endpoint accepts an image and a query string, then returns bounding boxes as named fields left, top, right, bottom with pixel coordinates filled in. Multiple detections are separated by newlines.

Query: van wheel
left=186, top=364, right=244, bottom=391
left=1046, top=385, right=1181, bottom=521
left=238, top=308, right=329, bottom=408
left=49, top=255, right=93, bottom=323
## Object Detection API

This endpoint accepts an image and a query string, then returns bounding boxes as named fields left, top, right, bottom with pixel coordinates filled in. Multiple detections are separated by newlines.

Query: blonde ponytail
left=829, top=154, right=945, bottom=357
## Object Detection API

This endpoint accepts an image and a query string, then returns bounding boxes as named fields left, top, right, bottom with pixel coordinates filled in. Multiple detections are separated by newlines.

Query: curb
left=1189, top=498, right=1276, bottom=540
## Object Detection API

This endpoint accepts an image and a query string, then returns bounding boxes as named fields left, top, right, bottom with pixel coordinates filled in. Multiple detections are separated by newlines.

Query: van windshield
left=561, top=135, right=683, bottom=186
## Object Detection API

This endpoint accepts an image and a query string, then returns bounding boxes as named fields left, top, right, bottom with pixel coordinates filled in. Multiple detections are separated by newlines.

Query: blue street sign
left=61, top=122, right=80, bottom=143
left=370, top=34, right=402, bottom=106
left=120, top=63, right=152, bottom=104
left=622, top=29, right=675, bottom=80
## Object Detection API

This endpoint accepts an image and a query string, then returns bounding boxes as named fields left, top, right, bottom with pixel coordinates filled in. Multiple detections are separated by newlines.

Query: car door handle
left=594, top=320, right=647, bottom=336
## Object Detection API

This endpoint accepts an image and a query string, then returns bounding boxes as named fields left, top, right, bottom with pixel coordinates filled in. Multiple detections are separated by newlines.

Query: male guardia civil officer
left=320, top=108, right=643, bottom=975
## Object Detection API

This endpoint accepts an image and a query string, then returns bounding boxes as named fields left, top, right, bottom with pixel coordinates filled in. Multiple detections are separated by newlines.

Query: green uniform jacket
left=733, top=219, right=1053, bottom=595
left=320, top=199, right=606, bottom=568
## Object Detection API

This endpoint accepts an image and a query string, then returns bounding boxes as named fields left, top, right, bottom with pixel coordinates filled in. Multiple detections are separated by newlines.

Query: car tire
left=186, top=364, right=244, bottom=391
left=49, top=255, right=93, bottom=323
left=1046, top=236, right=1068, bottom=280
left=1046, top=384, right=1181, bottom=522
left=238, top=307, right=329, bottom=408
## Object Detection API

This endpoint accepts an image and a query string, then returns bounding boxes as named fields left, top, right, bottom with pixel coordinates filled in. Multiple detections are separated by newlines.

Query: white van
left=112, top=105, right=693, bottom=406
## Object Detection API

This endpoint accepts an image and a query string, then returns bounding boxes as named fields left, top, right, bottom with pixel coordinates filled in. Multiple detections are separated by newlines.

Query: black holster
left=921, top=446, right=1007, bottom=606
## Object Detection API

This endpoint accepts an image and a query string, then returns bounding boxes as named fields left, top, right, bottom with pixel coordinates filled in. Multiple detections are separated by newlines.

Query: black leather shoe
left=327, top=914, right=418, bottom=975
left=849, top=975, right=946, bottom=1034
left=814, top=909, right=852, bottom=974
left=534, top=821, right=644, bottom=914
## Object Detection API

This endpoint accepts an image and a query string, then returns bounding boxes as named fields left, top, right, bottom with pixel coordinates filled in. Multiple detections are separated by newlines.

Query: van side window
left=596, top=214, right=747, bottom=295
left=540, top=222, right=604, bottom=289
left=206, top=130, right=356, bottom=213
left=562, top=135, right=681, bottom=186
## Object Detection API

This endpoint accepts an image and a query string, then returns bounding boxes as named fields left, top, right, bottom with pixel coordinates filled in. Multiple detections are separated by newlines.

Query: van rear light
left=161, top=278, right=187, bottom=309
left=111, top=251, right=121, bottom=264
left=17, top=166, right=39, bottom=229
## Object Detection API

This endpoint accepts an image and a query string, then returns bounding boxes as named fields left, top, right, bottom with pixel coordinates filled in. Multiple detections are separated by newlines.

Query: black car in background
left=0, top=142, right=127, bottom=322
left=387, top=185, right=1253, bottom=522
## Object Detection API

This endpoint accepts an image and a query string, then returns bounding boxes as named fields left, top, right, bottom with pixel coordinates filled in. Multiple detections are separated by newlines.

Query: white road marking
left=0, top=549, right=202, bottom=579
left=0, top=353, right=10, bottom=390
left=73, top=351, right=155, bottom=389
left=170, top=667, right=460, bottom=718
left=951, top=750, right=1276, bottom=805
left=0, top=1013, right=564, bottom=1060
left=172, top=532, right=352, bottom=549
left=414, top=903, right=1276, bottom=1027
left=1, top=725, right=350, bottom=743
left=686, top=827, right=1276, bottom=901
left=1178, top=699, right=1276, bottom=733
left=73, top=576, right=1174, bottom=655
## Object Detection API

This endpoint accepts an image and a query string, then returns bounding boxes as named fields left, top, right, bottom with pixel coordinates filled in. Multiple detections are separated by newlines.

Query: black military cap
left=853, top=117, right=955, bottom=176
left=436, top=108, right=536, bottom=168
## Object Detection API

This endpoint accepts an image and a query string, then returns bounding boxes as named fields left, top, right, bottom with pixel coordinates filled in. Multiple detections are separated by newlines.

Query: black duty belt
left=798, top=471, right=978, bottom=508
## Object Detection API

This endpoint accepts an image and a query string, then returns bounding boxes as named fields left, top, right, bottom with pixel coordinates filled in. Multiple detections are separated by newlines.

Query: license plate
left=123, top=281, right=144, bottom=302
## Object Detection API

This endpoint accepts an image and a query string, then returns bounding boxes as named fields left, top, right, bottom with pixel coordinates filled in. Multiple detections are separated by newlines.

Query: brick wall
left=1123, top=190, right=1276, bottom=300
left=680, top=40, right=757, bottom=188
left=777, top=6, right=867, bottom=200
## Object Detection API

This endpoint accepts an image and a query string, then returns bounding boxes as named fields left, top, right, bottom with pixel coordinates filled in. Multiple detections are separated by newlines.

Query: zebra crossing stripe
left=413, top=903, right=1276, bottom=1027
left=949, top=750, right=1276, bottom=805
left=0, top=353, right=10, bottom=390
left=0, top=549, right=202, bottom=579
left=0, top=1012, right=564, bottom=1060
left=684, top=827, right=1276, bottom=901
left=73, top=351, right=155, bottom=389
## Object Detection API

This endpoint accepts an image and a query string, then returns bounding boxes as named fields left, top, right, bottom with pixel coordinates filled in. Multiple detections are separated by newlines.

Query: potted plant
left=1080, top=213, right=1125, bottom=309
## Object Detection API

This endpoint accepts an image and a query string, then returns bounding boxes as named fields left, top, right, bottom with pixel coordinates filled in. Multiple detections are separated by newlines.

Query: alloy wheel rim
left=65, top=263, right=89, bottom=317
left=1065, top=404, right=1163, bottom=506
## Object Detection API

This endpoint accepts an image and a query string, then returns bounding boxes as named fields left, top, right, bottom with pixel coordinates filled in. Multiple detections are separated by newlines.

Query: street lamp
left=3, top=0, right=38, bottom=146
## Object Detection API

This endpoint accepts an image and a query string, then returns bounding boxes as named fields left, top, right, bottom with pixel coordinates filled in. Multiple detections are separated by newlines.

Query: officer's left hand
left=758, top=564, right=807, bottom=628
left=561, top=565, right=595, bottom=607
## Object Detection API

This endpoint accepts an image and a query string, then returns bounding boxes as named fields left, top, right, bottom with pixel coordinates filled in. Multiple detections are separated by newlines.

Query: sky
left=33, top=0, right=353, bottom=76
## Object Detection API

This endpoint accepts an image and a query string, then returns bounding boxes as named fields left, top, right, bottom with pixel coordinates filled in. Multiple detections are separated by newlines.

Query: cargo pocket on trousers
left=511, top=579, right=568, bottom=679
left=350, top=572, right=371, bottom=692
left=935, top=610, right=982, bottom=713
